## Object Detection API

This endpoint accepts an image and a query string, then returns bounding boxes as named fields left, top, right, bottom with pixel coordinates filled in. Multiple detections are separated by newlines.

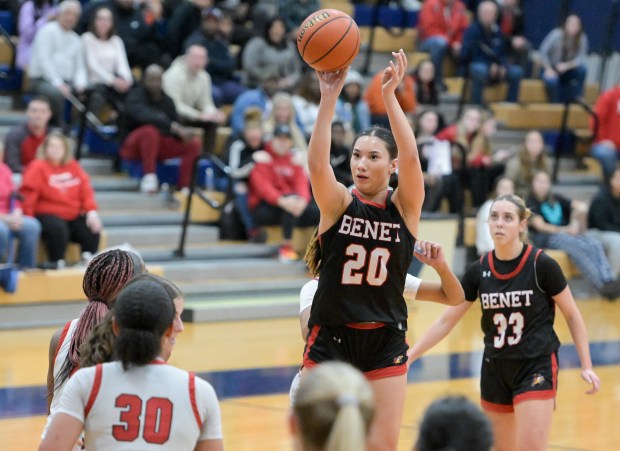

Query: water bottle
left=205, top=167, right=215, bottom=192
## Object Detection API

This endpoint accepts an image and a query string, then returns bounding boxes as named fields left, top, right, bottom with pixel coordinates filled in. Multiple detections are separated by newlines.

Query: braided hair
left=55, top=250, right=143, bottom=389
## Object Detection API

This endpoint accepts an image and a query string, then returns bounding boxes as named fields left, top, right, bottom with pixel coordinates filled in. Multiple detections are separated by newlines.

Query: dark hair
left=88, top=6, right=117, bottom=40
left=416, top=396, right=493, bottom=451
left=354, top=126, right=398, bottom=160
left=264, top=16, right=287, bottom=48
left=28, top=95, right=52, bottom=109
left=56, top=250, right=143, bottom=389
left=79, top=274, right=182, bottom=368
left=114, top=275, right=175, bottom=370
left=303, top=228, right=321, bottom=277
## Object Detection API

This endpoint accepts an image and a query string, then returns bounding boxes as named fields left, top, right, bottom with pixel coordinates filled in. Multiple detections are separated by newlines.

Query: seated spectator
left=16, top=0, right=58, bottom=70
left=224, top=108, right=267, bottom=242
left=475, top=175, right=515, bottom=255
left=79, top=0, right=163, bottom=69
left=414, top=395, right=493, bottom=451
left=0, top=151, right=41, bottom=269
left=120, top=65, right=201, bottom=194
left=290, top=361, right=374, bottom=451
left=4, top=96, right=52, bottom=176
left=417, top=0, right=469, bottom=89
left=28, top=0, right=87, bottom=129
left=183, top=7, right=247, bottom=106
left=498, top=0, right=531, bottom=76
left=365, top=67, right=416, bottom=129
left=230, top=67, right=280, bottom=137
left=248, top=125, right=320, bottom=262
left=241, top=16, right=302, bottom=91
left=587, top=165, right=620, bottom=277
left=415, top=109, right=455, bottom=212
left=329, top=121, right=353, bottom=187
left=539, top=14, right=588, bottom=104
left=460, top=0, right=523, bottom=105
left=590, top=82, right=620, bottom=179
left=437, top=107, right=505, bottom=209
left=278, top=0, right=320, bottom=39
left=162, top=44, right=226, bottom=153
left=527, top=170, right=620, bottom=300
left=412, top=59, right=439, bottom=106
left=166, top=0, right=213, bottom=58
left=20, top=132, right=102, bottom=269
left=81, top=6, right=133, bottom=119
left=292, top=71, right=322, bottom=139
left=504, top=130, right=551, bottom=198
left=335, top=69, right=371, bottom=138
left=263, top=92, right=307, bottom=156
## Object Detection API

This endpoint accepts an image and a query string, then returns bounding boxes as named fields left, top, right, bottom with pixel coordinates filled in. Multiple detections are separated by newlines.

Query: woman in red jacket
left=21, top=132, right=102, bottom=269
left=248, top=124, right=319, bottom=262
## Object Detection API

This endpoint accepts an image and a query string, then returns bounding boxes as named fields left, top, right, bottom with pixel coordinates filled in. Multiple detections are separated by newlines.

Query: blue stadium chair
left=84, top=127, right=120, bottom=156
left=0, top=11, right=14, bottom=36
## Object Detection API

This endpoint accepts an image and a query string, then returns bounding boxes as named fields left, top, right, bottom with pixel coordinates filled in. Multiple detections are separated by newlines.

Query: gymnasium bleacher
left=0, top=0, right=618, bottom=328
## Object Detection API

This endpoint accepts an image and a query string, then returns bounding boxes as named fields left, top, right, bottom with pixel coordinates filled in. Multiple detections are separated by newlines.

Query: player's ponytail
left=293, top=362, right=374, bottom=451
left=303, top=228, right=321, bottom=277
left=113, top=275, right=175, bottom=370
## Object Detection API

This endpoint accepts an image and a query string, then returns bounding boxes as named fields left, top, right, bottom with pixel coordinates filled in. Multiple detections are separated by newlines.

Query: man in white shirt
left=29, top=0, right=87, bottom=129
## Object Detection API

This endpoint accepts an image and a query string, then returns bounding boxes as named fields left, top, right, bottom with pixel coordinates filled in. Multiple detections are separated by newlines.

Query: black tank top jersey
left=461, top=243, right=566, bottom=359
left=309, top=189, right=416, bottom=331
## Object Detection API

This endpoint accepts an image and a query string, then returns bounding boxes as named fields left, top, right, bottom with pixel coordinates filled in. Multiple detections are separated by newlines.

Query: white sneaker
left=140, top=173, right=159, bottom=194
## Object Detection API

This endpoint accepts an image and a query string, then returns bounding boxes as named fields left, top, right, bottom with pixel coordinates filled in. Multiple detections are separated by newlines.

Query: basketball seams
left=300, top=16, right=352, bottom=57
left=308, top=19, right=354, bottom=67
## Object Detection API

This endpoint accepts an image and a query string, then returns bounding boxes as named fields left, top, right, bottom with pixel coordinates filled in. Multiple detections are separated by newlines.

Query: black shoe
left=248, top=228, right=267, bottom=244
left=599, top=278, right=620, bottom=301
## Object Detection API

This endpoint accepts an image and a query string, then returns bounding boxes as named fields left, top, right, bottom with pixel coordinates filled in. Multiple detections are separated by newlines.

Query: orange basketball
left=297, top=9, right=360, bottom=72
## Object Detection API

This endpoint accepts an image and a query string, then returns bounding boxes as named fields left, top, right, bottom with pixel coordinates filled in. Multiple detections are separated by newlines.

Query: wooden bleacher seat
left=320, top=0, right=354, bottom=16
left=491, top=103, right=590, bottom=129
left=359, top=27, right=417, bottom=53
left=0, top=265, right=164, bottom=306
left=264, top=226, right=315, bottom=255
left=213, top=126, right=232, bottom=157
left=174, top=190, right=227, bottom=223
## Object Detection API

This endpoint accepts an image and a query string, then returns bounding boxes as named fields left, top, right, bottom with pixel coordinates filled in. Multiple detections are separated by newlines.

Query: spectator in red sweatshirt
left=0, top=148, right=41, bottom=268
left=591, top=83, right=620, bottom=179
left=20, top=132, right=102, bottom=269
left=248, top=124, right=319, bottom=262
left=3, top=96, right=52, bottom=178
left=417, top=0, right=469, bottom=89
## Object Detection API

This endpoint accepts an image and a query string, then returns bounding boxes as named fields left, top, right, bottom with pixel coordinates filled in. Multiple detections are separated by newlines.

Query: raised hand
left=316, top=67, right=349, bottom=99
left=381, top=49, right=408, bottom=95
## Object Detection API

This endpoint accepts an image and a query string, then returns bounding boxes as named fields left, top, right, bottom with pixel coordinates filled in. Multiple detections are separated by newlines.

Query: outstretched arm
left=307, top=69, right=352, bottom=232
left=414, top=240, right=465, bottom=306
left=384, top=50, right=425, bottom=237
left=407, top=301, right=472, bottom=363
left=554, top=286, right=601, bottom=394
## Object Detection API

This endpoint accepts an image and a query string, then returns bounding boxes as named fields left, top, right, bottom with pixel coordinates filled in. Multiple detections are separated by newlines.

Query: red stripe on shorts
left=481, top=398, right=514, bottom=413
left=514, top=353, right=558, bottom=405
left=302, top=325, right=321, bottom=369
left=346, top=322, right=385, bottom=330
left=364, top=363, right=407, bottom=381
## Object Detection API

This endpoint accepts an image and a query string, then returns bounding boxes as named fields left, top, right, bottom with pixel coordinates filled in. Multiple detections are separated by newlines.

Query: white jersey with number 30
left=55, top=360, right=222, bottom=450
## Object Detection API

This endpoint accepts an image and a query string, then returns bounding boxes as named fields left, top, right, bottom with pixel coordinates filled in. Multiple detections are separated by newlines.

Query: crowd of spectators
left=0, top=0, right=616, bottom=266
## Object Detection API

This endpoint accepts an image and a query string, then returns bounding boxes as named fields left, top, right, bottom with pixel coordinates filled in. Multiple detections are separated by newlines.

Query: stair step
left=96, top=191, right=174, bottom=211
left=105, top=225, right=218, bottom=247
left=139, top=243, right=277, bottom=262
left=182, top=293, right=299, bottom=323
left=100, top=210, right=184, bottom=227
left=91, top=175, right=139, bottom=192
left=156, top=258, right=307, bottom=281
left=81, top=157, right=116, bottom=176
left=178, top=276, right=309, bottom=298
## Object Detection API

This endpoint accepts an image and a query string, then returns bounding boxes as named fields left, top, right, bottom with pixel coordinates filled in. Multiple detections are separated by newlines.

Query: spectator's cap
left=273, top=124, right=292, bottom=138
left=202, top=7, right=222, bottom=20
left=260, top=66, right=280, bottom=82
left=345, top=69, right=364, bottom=86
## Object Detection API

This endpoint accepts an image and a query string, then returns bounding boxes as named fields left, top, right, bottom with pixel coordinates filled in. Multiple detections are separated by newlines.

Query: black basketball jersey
left=309, top=189, right=416, bottom=331
left=467, top=244, right=561, bottom=359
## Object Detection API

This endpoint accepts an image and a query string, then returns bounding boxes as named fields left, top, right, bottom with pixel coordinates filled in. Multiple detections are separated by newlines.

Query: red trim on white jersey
left=188, top=372, right=202, bottom=429
left=84, top=364, right=103, bottom=418
left=488, top=244, right=533, bottom=280
left=352, top=188, right=388, bottom=209
left=53, top=321, right=73, bottom=366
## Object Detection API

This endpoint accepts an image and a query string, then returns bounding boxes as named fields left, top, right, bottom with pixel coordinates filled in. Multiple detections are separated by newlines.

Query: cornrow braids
left=55, top=250, right=143, bottom=389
